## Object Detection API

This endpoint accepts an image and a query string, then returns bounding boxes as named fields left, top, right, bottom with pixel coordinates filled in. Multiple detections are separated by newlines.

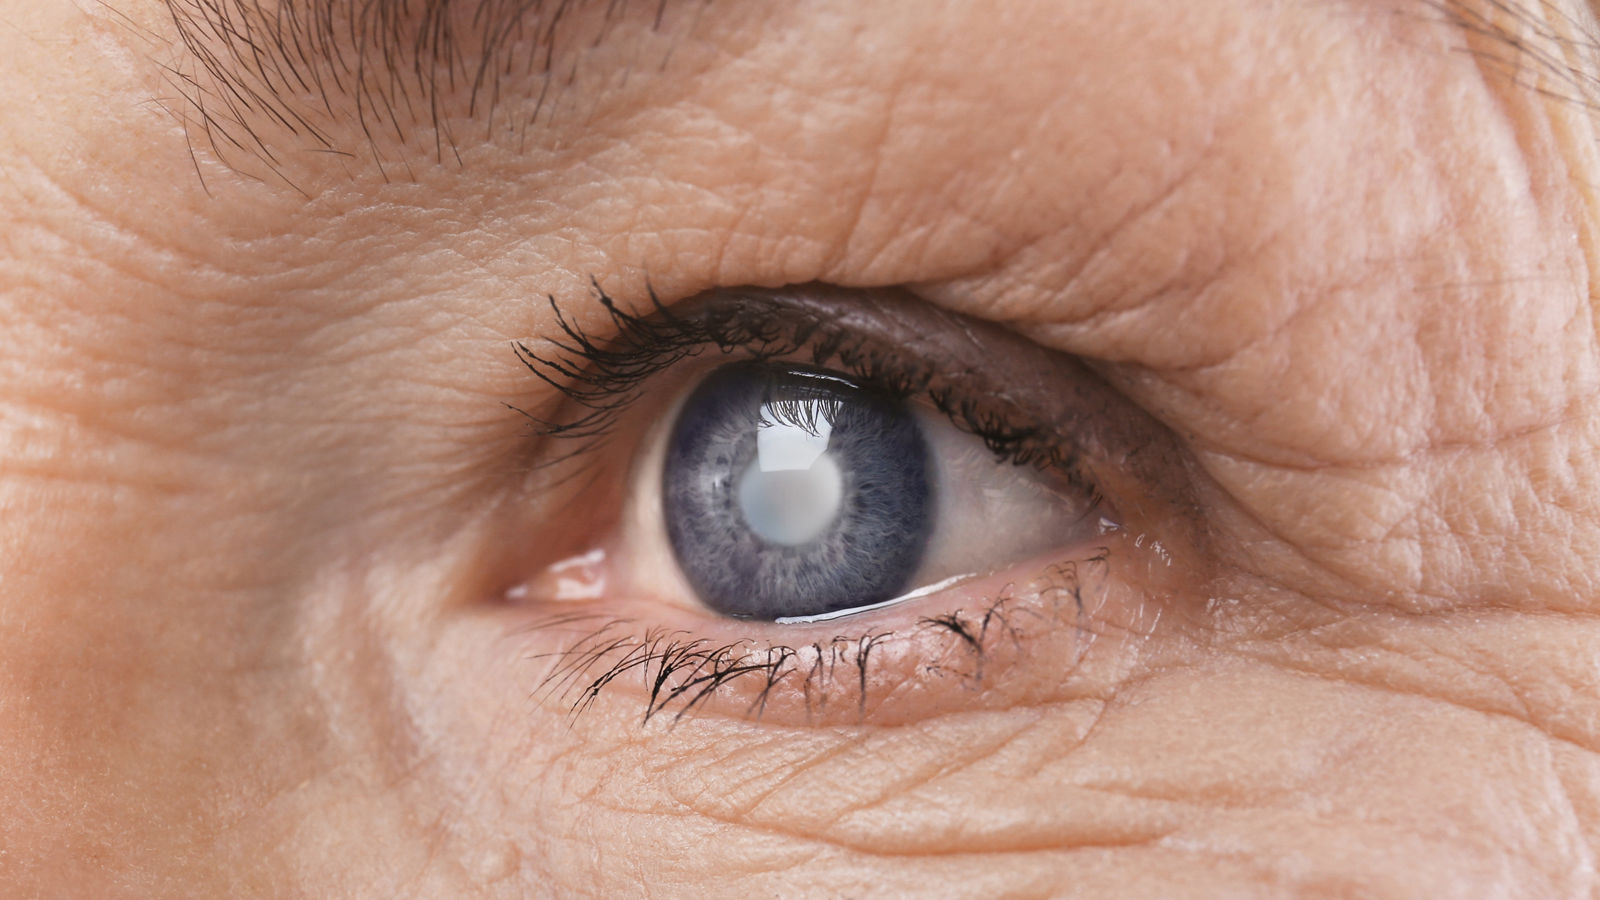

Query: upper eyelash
left=509, top=280, right=1083, bottom=473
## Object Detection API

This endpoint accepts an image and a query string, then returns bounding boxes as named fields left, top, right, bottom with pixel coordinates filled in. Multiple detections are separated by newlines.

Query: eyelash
left=525, top=550, right=1109, bottom=725
left=509, top=281, right=1111, bottom=723
left=510, top=281, right=1088, bottom=475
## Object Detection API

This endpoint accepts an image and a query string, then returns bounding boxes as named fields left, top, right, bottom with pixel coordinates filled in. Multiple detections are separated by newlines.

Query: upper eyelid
left=510, top=284, right=996, bottom=438
left=517, top=283, right=1016, bottom=423
left=511, top=282, right=1195, bottom=508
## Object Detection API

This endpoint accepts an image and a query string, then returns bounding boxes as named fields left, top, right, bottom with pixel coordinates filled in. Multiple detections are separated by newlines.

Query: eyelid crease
left=510, top=281, right=1194, bottom=520
left=511, top=281, right=1069, bottom=465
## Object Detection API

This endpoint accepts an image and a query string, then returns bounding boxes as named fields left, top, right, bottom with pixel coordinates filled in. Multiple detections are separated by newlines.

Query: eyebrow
left=158, top=0, right=687, bottom=182
left=1430, top=0, right=1600, bottom=114
left=158, top=0, right=1600, bottom=188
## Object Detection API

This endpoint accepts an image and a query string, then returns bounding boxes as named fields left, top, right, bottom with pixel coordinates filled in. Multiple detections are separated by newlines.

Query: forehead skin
left=3, top=0, right=1600, bottom=895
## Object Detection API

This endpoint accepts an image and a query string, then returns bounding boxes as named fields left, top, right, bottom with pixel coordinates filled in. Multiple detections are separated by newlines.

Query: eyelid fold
left=514, top=283, right=1195, bottom=506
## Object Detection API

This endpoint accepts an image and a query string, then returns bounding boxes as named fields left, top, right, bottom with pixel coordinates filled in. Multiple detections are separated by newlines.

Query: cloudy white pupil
left=737, top=404, right=844, bottom=546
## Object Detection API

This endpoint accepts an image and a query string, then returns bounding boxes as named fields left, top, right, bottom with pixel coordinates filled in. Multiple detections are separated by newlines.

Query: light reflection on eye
left=742, top=391, right=844, bottom=546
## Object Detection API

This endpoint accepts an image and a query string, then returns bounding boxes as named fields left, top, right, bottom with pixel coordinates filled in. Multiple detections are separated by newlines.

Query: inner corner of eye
left=645, top=359, right=1101, bottom=624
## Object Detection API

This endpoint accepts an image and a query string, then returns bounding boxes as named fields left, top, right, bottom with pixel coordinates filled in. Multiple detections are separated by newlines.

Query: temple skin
left=3, top=0, right=1600, bottom=895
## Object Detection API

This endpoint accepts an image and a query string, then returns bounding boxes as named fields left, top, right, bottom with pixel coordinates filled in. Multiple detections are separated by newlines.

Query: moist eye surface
left=662, top=361, right=933, bottom=620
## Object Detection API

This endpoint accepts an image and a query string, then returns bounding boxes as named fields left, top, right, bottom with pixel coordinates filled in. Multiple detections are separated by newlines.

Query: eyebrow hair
left=157, top=0, right=684, bottom=186
left=1429, top=0, right=1600, bottom=113
left=155, top=0, right=1600, bottom=190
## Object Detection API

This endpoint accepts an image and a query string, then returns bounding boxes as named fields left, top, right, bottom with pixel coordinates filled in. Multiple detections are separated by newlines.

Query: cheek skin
left=1, top=0, right=1599, bottom=897
left=416, top=601, right=1600, bottom=895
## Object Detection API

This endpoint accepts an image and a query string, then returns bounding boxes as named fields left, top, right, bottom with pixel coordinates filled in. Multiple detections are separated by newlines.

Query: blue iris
left=663, top=362, right=933, bottom=620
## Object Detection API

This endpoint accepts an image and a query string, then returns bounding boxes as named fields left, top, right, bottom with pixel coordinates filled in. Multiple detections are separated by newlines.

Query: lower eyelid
left=512, top=538, right=1171, bottom=728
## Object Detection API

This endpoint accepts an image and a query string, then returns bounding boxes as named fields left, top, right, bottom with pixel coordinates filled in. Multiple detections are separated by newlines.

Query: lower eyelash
left=541, top=623, right=896, bottom=724
left=521, top=548, right=1111, bottom=726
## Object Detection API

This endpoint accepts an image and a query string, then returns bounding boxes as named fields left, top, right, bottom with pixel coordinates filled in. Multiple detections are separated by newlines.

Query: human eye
left=495, top=283, right=1190, bottom=726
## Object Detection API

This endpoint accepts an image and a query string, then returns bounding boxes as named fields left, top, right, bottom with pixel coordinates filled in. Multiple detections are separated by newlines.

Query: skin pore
left=3, top=0, right=1600, bottom=895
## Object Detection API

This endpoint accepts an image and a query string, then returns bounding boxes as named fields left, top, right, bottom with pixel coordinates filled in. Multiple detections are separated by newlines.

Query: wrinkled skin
left=3, top=0, right=1600, bottom=896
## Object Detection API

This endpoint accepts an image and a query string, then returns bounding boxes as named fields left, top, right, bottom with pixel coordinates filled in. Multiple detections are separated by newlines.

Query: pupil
left=737, top=453, right=844, bottom=546
left=662, top=362, right=934, bottom=620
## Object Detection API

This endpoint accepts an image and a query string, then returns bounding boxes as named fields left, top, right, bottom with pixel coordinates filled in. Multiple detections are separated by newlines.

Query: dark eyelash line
left=531, top=608, right=981, bottom=726
left=508, top=280, right=1084, bottom=473
left=524, top=550, right=1108, bottom=725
